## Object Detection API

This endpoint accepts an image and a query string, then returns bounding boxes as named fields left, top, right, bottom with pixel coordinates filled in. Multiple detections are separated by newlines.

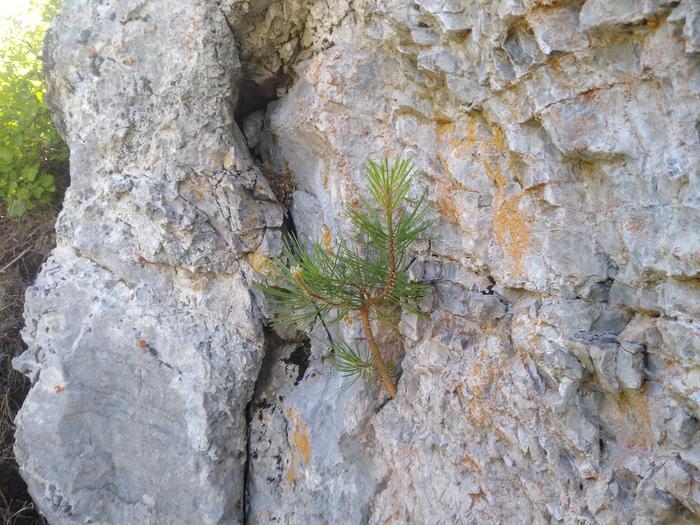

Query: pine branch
left=260, top=157, right=432, bottom=398
left=359, top=304, right=397, bottom=398
left=332, top=338, right=374, bottom=383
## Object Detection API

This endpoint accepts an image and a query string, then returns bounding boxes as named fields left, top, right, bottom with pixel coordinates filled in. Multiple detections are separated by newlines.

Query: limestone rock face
left=14, top=0, right=700, bottom=524
left=13, top=1, right=282, bottom=523
left=243, top=1, right=700, bottom=524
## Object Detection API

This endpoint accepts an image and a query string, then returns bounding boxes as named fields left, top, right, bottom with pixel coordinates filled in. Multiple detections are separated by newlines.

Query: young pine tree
left=263, top=158, right=431, bottom=398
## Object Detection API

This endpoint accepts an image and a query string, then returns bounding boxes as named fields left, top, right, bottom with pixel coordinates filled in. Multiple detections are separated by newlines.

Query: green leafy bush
left=0, top=0, right=66, bottom=216
left=262, top=158, right=432, bottom=398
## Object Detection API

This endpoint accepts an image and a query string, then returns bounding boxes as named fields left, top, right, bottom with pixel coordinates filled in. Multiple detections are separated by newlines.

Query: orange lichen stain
left=286, top=464, right=296, bottom=487
left=53, top=385, right=65, bottom=394
left=137, top=339, right=148, bottom=352
left=481, top=154, right=508, bottom=189
left=435, top=117, right=478, bottom=161
left=291, top=420, right=311, bottom=465
left=493, top=194, right=532, bottom=275
left=249, top=251, right=275, bottom=277
left=466, top=402, right=493, bottom=429
left=470, top=361, right=500, bottom=398
left=321, top=225, right=332, bottom=251
left=490, top=123, right=508, bottom=153
left=478, top=125, right=511, bottom=190
left=436, top=120, right=455, bottom=142
left=436, top=114, right=532, bottom=276
left=511, top=313, right=543, bottom=355
left=460, top=452, right=481, bottom=473
left=627, top=221, right=648, bottom=237
left=466, top=116, right=479, bottom=148
left=604, top=391, right=655, bottom=458
left=436, top=151, right=453, bottom=179
left=436, top=190, right=461, bottom=227
left=547, top=55, right=562, bottom=73
left=472, top=490, right=486, bottom=502
left=618, top=391, right=653, bottom=433
left=452, top=382, right=468, bottom=406
left=579, top=160, right=596, bottom=178
left=284, top=409, right=311, bottom=486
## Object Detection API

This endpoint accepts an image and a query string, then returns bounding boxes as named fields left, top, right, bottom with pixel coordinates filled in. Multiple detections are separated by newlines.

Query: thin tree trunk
left=359, top=305, right=397, bottom=398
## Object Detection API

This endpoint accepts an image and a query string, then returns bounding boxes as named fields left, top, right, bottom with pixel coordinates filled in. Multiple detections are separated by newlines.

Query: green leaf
left=10, top=133, right=24, bottom=146
left=0, top=148, right=13, bottom=162
left=38, top=173, right=53, bottom=187
left=7, top=199, right=25, bottom=217
left=0, top=0, right=66, bottom=213
left=21, top=163, right=38, bottom=181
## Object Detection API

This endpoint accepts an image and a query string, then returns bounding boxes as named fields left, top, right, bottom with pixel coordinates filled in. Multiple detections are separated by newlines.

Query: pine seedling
left=262, top=158, right=431, bottom=398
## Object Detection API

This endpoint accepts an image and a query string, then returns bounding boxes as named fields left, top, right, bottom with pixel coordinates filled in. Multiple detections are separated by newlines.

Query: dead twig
left=0, top=249, right=32, bottom=274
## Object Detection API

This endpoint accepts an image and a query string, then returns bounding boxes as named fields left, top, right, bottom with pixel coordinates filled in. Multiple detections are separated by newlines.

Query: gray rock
left=247, top=1, right=700, bottom=522
left=617, top=341, right=645, bottom=391
left=14, top=1, right=283, bottom=523
left=579, top=0, right=679, bottom=33
left=18, top=0, right=700, bottom=523
left=669, top=408, right=699, bottom=448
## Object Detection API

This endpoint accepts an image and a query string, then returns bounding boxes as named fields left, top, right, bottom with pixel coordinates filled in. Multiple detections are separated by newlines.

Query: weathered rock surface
left=15, top=0, right=700, bottom=524
left=240, top=1, right=700, bottom=524
left=13, top=0, right=282, bottom=523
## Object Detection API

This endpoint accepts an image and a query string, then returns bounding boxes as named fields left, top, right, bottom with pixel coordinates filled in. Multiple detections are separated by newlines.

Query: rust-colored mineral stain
left=436, top=190, right=461, bottom=227
left=291, top=422, right=311, bottom=466
left=286, top=464, right=296, bottom=487
left=286, top=409, right=311, bottom=465
left=435, top=117, right=479, bottom=161
left=466, top=402, right=493, bottom=429
left=493, top=194, right=532, bottom=275
left=437, top=115, right=526, bottom=237
left=479, top=128, right=509, bottom=189
left=284, top=409, right=312, bottom=486
left=460, top=452, right=481, bottom=473
left=249, top=251, right=275, bottom=276
left=321, top=225, right=332, bottom=251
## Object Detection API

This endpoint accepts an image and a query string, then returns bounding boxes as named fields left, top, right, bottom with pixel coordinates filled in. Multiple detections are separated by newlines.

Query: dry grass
left=0, top=206, right=57, bottom=525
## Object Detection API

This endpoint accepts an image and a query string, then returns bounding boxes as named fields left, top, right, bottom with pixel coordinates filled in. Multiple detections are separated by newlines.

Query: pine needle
left=260, top=157, right=432, bottom=398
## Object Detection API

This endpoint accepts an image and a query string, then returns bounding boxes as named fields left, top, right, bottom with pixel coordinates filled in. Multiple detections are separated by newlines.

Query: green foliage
left=331, top=339, right=375, bottom=387
left=262, top=158, right=431, bottom=396
left=0, top=0, right=66, bottom=216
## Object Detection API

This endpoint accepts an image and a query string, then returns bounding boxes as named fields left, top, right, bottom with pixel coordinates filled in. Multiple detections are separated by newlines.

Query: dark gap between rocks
left=283, top=341, right=312, bottom=385
left=242, top=327, right=310, bottom=523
